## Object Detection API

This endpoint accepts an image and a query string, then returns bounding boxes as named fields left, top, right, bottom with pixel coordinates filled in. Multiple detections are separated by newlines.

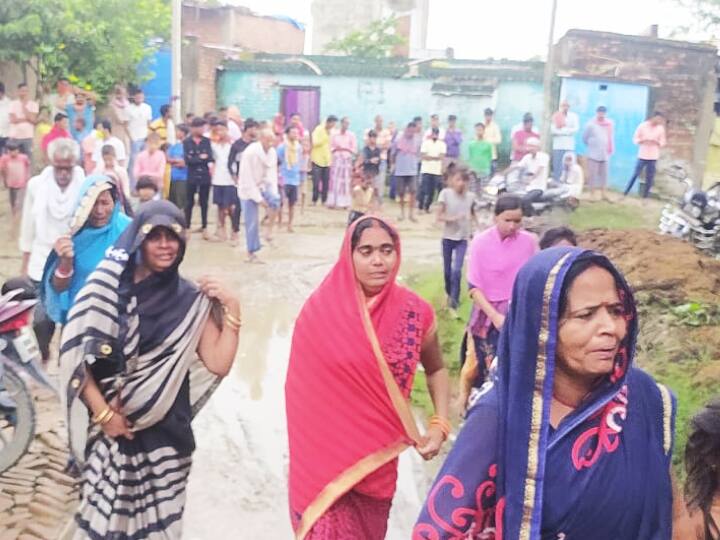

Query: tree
left=0, top=0, right=170, bottom=98
left=674, top=0, right=720, bottom=36
left=324, top=16, right=407, bottom=59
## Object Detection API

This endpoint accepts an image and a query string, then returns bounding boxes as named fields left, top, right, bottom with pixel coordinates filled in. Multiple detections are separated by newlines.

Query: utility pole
left=171, top=0, right=182, bottom=123
left=541, top=0, right=559, bottom=152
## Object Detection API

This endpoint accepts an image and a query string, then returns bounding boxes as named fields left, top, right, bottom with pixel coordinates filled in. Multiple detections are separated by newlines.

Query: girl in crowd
left=41, top=174, right=131, bottom=325
left=415, top=247, right=677, bottom=539
left=286, top=217, right=449, bottom=540
left=59, top=201, right=241, bottom=538
left=458, top=195, right=537, bottom=411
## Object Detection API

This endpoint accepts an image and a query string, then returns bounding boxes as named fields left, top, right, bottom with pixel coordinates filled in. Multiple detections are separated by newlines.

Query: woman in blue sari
left=414, top=248, right=677, bottom=539
left=41, top=174, right=131, bottom=324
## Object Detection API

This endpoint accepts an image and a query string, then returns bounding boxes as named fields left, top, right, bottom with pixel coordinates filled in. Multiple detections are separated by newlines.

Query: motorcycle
left=478, top=168, right=580, bottom=216
left=0, top=277, right=56, bottom=473
left=658, top=165, right=720, bottom=256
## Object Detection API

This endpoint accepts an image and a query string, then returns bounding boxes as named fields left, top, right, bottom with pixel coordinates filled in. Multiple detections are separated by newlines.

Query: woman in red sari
left=286, top=216, right=450, bottom=540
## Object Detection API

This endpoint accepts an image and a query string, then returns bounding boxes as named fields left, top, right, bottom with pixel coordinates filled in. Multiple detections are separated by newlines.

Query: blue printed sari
left=41, top=174, right=131, bottom=324
left=414, top=248, right=676, bottom=540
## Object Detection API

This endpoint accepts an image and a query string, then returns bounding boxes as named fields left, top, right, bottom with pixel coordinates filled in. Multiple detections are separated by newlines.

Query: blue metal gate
left=560, top=78, right=649, bottom=190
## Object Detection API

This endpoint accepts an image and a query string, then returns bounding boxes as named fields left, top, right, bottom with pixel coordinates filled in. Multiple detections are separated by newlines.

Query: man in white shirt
left=0, top=82, right=11, bottom=154
left=516, top=137, right=550, bottom=193
left=91, top=120, right=127, bottom=168
left=550, top=99, right=580, bottom=180
left=419, top=127, right=447, bottom=212
left=126, top=88, right=152, bottom=189
left=238, top=128, right=275, bottom=263
left=19, top=137, right=84, bottom=359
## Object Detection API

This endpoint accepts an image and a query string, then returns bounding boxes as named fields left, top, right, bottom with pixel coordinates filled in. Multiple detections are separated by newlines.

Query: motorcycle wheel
left=0, top=365, right=36, bottom=473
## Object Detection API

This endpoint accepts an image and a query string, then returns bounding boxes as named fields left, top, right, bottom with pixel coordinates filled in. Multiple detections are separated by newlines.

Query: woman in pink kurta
left=327, top=117, right=357, bottom=209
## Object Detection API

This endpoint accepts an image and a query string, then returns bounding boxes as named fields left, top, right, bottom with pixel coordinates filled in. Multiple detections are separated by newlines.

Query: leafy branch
left=325, top=16, right=406, bottom=59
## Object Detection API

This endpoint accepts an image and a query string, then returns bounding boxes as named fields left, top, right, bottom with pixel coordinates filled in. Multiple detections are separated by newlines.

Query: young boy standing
left=277, top=125, right=303, bottom=233
left=349, top=173, right=375, bottom=226
left=467, top=122, right=494, bottom=198
left=362, top=130, right=382, bottom=205
left=210, top=120, right=236, bottom=242
left=436, top=166, right=478, bottom=319
left=167, top=124, right=189, bottom=211
left=0, top=142, right=30, bottom=217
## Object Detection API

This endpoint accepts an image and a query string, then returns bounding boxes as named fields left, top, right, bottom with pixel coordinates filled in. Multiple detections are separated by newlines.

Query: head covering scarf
left=60, top=200, right=220, bottom=465
left=41, top=174, right=131, bottom=324
left=414, top=248, right=676, bottom=540
left=286, top=216, right=433, bottom=539
left=467, top=225, right=538, bottom=302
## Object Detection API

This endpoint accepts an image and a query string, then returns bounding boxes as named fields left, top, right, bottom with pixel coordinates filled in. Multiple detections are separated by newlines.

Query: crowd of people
left=1, top=77, right=714, bottom=540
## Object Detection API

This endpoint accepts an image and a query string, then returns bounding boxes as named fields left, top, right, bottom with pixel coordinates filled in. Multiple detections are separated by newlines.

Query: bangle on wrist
left=429, top=414, right=451, bottom=441
left=222, top=304, right=242, bottom=327
left=100, top=410, right=116, bottom=426
left=92, top=405, right=112, bottom=425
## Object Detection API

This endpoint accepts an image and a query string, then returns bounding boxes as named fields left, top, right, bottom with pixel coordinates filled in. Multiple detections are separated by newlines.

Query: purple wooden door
left=281, top=87, right=320, bottom=133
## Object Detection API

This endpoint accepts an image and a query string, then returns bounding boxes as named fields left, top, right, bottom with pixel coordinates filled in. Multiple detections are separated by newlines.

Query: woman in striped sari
left=59, top=200, right=241, bottom=539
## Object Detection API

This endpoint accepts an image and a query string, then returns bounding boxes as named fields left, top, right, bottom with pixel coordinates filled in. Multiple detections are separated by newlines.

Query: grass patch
left=569, top=201, right=660, bottom=231
left=406, top=269, right=469, bottom=415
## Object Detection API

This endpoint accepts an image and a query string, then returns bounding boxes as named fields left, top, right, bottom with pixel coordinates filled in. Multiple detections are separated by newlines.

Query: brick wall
left=555, top=30, right=717, bottom=180
left=182, top=5, right=304, bottom=54
left=182, top=40, right=226, bottom=116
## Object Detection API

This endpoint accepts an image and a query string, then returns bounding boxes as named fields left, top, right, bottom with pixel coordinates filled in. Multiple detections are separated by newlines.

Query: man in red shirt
left=511, top=113, right=539, bottom=162
left=41, top=113, right=71, bottom=154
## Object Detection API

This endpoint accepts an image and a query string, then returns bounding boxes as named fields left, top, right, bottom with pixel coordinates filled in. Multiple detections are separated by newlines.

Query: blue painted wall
left=217, top=70, right=543, bottom=161
left=139, top=47, right=172, bottom=118
left=560, top=78, right=649, bottom=190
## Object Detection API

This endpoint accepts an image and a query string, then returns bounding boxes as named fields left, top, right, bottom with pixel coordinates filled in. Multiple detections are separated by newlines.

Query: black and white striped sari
left=60, top=201, right=220, bottom=539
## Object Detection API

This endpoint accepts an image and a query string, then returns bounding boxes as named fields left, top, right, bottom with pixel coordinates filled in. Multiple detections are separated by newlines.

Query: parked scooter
left=0, top=277, right=56, bottom=473
left=658, top=165, right=720, bottom=256
left=478, top=169, right=580, bottom=216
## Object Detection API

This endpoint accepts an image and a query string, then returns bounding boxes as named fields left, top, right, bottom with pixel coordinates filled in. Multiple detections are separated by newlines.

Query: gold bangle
left=100, top=410, right=115, bottom=426
left=92, top=405, right=112, bottom=425
left=222, top=305, right=242, bottom=326
left=223, top=315, right=241, bottom=331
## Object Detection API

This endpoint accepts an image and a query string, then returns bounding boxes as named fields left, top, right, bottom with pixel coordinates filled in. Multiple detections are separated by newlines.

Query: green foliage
left=670, top=301, right=720, bottom=326
left=675, top=0, right=720, bottom=34
left=325, top=16, right=406, bottom=59
left=0, top=0, right=170, bottom=97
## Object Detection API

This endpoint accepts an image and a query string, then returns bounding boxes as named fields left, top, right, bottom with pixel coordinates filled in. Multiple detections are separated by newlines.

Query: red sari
left=286, top=216, right=436, bottom=539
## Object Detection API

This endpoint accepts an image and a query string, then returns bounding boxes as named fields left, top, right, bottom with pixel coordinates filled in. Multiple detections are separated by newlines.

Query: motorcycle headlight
left=485, top=185, right=499, bottom=196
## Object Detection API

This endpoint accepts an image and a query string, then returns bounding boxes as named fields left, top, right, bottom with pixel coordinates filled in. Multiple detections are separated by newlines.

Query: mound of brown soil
left=578, top=229, right=720, bottom=303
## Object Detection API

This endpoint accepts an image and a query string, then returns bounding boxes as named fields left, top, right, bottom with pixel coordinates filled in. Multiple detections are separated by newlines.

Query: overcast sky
left=232, top=0, right=710, bottom=60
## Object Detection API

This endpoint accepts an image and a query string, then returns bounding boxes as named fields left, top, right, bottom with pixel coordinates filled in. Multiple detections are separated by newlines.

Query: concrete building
left=180, top=1, right=306, bottom=118
left=554, top=29, right=718, bottom=190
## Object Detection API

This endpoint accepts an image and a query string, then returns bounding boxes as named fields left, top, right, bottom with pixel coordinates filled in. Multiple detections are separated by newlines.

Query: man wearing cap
left=513, top=137, right=549, bottom=193
left=511, top=113, right=539, bottom=162
left=582, top=105, right=614, bottom=200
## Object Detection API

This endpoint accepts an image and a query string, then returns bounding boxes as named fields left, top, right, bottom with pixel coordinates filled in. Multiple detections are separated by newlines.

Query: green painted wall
left=217, top=70, right=543, bottom=162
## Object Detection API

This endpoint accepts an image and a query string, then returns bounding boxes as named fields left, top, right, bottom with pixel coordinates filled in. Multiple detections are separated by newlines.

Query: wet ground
left=0, top=195, right=449, bottom=539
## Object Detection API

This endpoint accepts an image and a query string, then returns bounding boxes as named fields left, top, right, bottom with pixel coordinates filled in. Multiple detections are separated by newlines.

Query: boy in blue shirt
left=276, top=125, right=303, bottom=233
left=167, top=124, right=189, bottom=210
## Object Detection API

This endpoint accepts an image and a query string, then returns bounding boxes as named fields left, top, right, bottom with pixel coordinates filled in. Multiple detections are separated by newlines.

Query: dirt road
left=0, top=199, right=447, bottom=539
